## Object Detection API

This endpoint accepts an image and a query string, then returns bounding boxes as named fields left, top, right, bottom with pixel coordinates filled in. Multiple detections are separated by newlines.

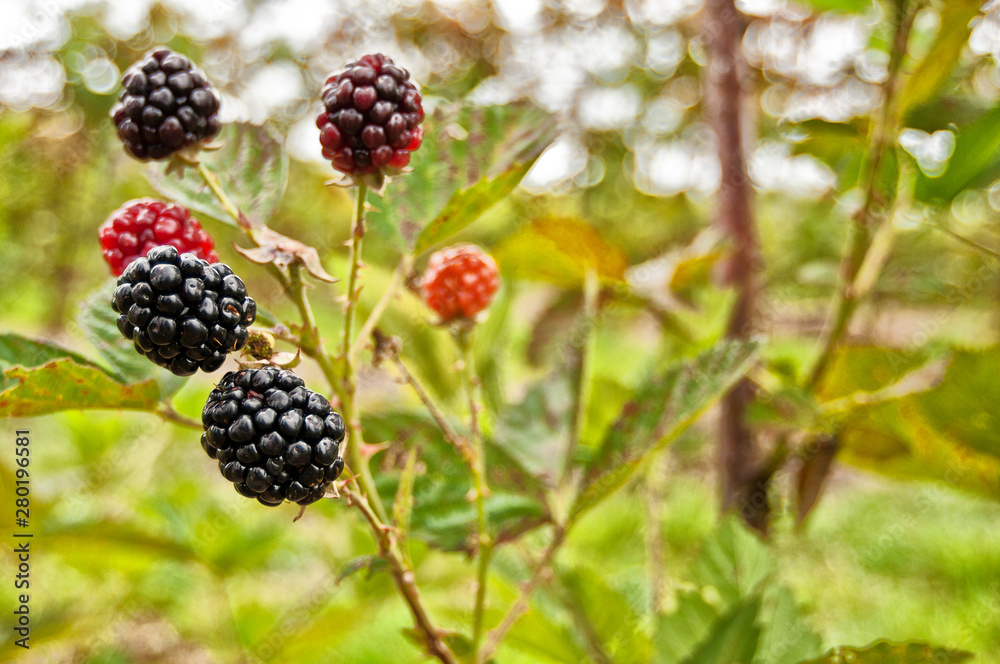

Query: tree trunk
left=702, top=0, right=767, bottom=532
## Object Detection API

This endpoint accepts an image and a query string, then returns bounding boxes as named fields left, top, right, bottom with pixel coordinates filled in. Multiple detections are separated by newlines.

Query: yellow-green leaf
left=0, top=359, right=161, bottom=417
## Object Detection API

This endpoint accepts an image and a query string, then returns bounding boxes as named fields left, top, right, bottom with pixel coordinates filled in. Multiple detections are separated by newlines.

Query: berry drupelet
left=316, top=53, right=424, bottom=178
left=201, top=368, right=346, bottom=507
left=111, top=47, right=222, bottom=160
left=99, top=199, right=219, bottom=276
left=421, top=244, right=500, bottom=322
left=111, top=246, right=256, bottom=376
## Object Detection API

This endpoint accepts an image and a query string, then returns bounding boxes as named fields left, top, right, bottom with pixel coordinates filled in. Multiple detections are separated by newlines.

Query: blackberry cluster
left=99, top=198, right=219, bottom=276
left=316, top=53, right=424, bottom=177
left=201, top=368, right=346, bottom=506
left=422, top=244, right=500, bottom=322
left=112, top=47, right=222, bottom=161
left=112, top=246, right=256, bottom=376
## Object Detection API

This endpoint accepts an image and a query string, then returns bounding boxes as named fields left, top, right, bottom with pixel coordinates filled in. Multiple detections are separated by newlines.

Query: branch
left=703, top=0, right=763, bottom=527
left=342, top=487, right=458, bottom=664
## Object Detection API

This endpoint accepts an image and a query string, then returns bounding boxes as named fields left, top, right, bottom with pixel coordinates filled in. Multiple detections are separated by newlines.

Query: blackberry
left=316, top=53, right=424, bottom=178
left=99, top=198, right=219, bottom=276
left=422, top=244, right=500, bottom=322
left=201, top=368, right=346, bottom=507
left=111, top=47, right=222, bottom=161
left=111, top=246, right=256, bottom=376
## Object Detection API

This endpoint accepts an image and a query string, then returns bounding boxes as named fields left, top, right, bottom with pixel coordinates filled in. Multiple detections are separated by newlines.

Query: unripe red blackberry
left=316, top=53, right=424, bottom=178
left=421, top=244, right=500, bottom=322
left=111, top=246, right=256, bottom=376
left=99, top=199, right=219, bottom=276
left=201, top=368, right=346, bottom=507
left=111, top=47, right=222, bottom=161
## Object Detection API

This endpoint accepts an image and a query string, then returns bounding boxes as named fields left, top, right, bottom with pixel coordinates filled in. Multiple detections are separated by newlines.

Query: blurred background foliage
left=2, top=0, right=1000, bottom=662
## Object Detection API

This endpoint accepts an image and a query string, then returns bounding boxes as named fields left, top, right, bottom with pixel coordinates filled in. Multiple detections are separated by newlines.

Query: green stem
left=806, top=0, right=915, bottom=389
left=336, top=181, right=390, bottom=524
left=343, top=180, right=368, bottom=364
left=156, top=402, right=202, bottom=430
left=479, top=524, right=566, bottom=663
left=350, top=254, right=414, bottom=364
left=457, top=328, right=492, bottom=659
left=197, top=162, right=243, bottom=228
left=563, top=269, right=598, bottom=482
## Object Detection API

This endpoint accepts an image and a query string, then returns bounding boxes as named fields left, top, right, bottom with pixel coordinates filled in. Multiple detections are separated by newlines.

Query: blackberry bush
left=316, top=53, right=424, bottom=178
left=422, top=244, right=500, bottom=322
left=111, top=245, right=256, bottom=376
left=201, top=367, right=346, bottom=506
left=111, top=47, right=222, bottom=161
left=99, top=198, right=219, bottom=276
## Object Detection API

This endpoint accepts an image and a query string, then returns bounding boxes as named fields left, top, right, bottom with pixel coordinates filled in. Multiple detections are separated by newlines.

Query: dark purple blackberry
left=316, top=53, right=424, bottom=178
left=201, top=368, right=347, bottom=506
left=111, top=47, right=222, bottom=161
left=111, top=245, right=256, bottom=376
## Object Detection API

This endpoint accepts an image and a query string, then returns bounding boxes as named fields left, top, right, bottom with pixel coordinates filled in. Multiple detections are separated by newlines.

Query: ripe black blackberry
left=111, top=246, right=256, bottom=376
left=316, top=53, right=424, bottom=178
left=111, top=47, right=222, bottom=161
left=201, top=368, right=346, bottom=506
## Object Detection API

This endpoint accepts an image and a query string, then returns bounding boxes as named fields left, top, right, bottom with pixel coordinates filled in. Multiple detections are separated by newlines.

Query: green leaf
left=655, top=518, right=822, bottom=664
left=491, top=372, right=573, bottom=486
left=0, top=359, right=161, bottom=417
left=493, top=217, right=629, bottom=287
left=572, top=341, right=759, bottom=520
left=680, top=597, right=761, bottom=664
left=914, top=106, right=1000, bottom=203
left=368, top=101, right=556, bottom=251
left=831, top=347, right=1000, bottom=498
left=900, top=0, right=981, bottom=116
left=690, top=517, right=774, bottom=605
left=656, top=592, right=722, bottom=664
left=412, top=159, right=534, bottom=255
left=796, top=641, right=973, bottom=663
left=148, top=123, right=288, bottom=229
left=76, top=279, right=158, bottom=384
left=0, top=333, right=100, bottom=391
left=558, top=566, right=653, bottom=664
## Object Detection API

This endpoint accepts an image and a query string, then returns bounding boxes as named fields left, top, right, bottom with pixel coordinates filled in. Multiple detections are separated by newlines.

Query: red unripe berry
left=421, top=244, right=500, bottom=322
left=98, top=198, right=219, bottom=275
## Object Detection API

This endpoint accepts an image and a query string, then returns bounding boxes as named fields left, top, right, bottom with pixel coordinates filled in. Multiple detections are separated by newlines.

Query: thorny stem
left=342, top=180, right=368, bottom=367
left=195, top=161, right=435, bottom=638
left=563, top=268, right=599, bottom=483
left=342, top=488, right=459, bottom=664
left=479, top=525, right=566, bottom=663
left=334, top=180, right=390, bottom=525
left=456, top=329, right=492, bottom=660
left=392, top=355, right=472, bottom=461
left=350, top=254, right=414, bottom=365
left=806, top=0, right=916, bottom=389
